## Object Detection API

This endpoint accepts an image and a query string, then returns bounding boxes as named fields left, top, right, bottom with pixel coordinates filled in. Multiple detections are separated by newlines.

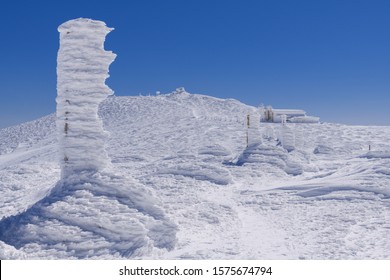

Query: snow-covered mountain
left=1, top=90, right=390, bottom=259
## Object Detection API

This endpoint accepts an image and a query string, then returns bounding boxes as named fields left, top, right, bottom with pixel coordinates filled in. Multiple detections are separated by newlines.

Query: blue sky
left=0, top=0, right=389, bottom=128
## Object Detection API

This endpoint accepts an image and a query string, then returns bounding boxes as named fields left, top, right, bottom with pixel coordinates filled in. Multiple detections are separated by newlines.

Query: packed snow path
left=1, top=91, right=390, bottom=259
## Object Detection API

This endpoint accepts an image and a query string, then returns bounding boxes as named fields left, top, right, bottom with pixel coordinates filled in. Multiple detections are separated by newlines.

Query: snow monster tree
left=56, top=18, right=116, bottom=178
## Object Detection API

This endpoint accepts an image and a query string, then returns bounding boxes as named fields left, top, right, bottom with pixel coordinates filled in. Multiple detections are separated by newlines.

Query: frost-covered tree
left=0, top=18, right=177, bottom=258
left=56, top=18, right=116, bottom=178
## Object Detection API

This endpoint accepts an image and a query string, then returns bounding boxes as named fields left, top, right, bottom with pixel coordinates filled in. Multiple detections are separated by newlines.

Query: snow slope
left=1, top=90, right=390, bottom=259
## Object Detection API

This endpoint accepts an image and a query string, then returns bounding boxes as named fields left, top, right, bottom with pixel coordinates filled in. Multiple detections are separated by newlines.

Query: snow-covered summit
left=1, top=91, right=390, bottom=259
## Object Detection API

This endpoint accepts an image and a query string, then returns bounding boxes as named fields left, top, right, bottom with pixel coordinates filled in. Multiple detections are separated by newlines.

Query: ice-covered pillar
left=56, top=18, right=116, bottom=178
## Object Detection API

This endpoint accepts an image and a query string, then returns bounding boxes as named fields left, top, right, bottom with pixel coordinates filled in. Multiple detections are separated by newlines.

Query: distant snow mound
left=236, top=142, right=303, bottom=176
left=0, top=171, right=177, bottom=258
left=0, top=114, right=56, bottom=155
left=314, top=144, right=335, bottom=155
left=360, top=151, right=390, bottom=159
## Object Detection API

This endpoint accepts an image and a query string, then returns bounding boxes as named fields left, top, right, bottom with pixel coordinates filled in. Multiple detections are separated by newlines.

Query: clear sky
left=0, top=0, right=389, bottom=128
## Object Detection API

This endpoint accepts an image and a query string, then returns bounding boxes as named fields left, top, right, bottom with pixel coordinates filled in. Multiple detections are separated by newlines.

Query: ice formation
left=0, top=18, right=177, bottom=259
left=56, top=18, right=116, bottom=178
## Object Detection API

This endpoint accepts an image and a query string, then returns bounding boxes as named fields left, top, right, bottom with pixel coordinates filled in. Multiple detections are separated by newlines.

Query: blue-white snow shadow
left=0, top=171, right=177, bottom=258
left=235, top=142, right=303, bottom=176
left=277, top=184, right=390, bottom=200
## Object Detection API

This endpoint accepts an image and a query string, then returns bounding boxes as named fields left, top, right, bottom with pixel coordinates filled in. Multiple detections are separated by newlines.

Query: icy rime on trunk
left=56, top=18, right=116, bottom=178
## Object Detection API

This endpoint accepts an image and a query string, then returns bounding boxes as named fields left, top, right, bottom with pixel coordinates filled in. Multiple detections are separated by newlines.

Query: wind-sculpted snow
left=1, top=91, right=390, bottom=259
left=0, top=114, right=56, bottom=156
left=0, top=171, right=177, bottom=258
left=236, top=142, right=303, bottom=176
left=0, top=241, right=27, bottom=259
left=0, top=19, right=178, bottom=259
left=56, top=18, right=116, bottom=178
left=157, top=164, right=232, bottom=185
left=279, top=125, right=295, bottom=152
left=360, top=151, right=390, bottom=159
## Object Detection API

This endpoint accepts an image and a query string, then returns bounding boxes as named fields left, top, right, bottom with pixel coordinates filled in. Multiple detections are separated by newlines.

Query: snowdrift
left=236, top=142, right=303, bottom=176
left=360, top=151, right=390, bottom=159
left=1, top=90, right=390, bottom=259
left=0, top=171, right=176, bottom=258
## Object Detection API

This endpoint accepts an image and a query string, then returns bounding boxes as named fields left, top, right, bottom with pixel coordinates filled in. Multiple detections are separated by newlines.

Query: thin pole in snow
left=246, top=114, right=250, bottom=147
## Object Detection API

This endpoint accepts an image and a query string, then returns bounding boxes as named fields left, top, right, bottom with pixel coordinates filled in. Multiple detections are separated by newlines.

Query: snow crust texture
left=56, top=18, right=116, bottom=178
left=0, top=171, right=177, bottom=258
left=1, top=90, right=390, bottom=259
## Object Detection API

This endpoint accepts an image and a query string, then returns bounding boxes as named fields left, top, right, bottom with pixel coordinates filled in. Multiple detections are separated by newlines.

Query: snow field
left=1, top=90, right=390, bottom=259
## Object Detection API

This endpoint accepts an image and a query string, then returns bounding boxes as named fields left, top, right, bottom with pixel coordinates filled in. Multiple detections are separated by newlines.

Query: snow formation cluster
left=0, top=18, right=177, bottom=258
left=56, top=18, right=116, bottom=178
left=1, top=91, right=390, bottom=259
left=1, top=18, right=390, bottom=260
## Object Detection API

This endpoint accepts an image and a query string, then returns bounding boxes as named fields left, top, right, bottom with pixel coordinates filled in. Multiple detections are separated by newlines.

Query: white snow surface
left=1, top=91, right=390, bottom=259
